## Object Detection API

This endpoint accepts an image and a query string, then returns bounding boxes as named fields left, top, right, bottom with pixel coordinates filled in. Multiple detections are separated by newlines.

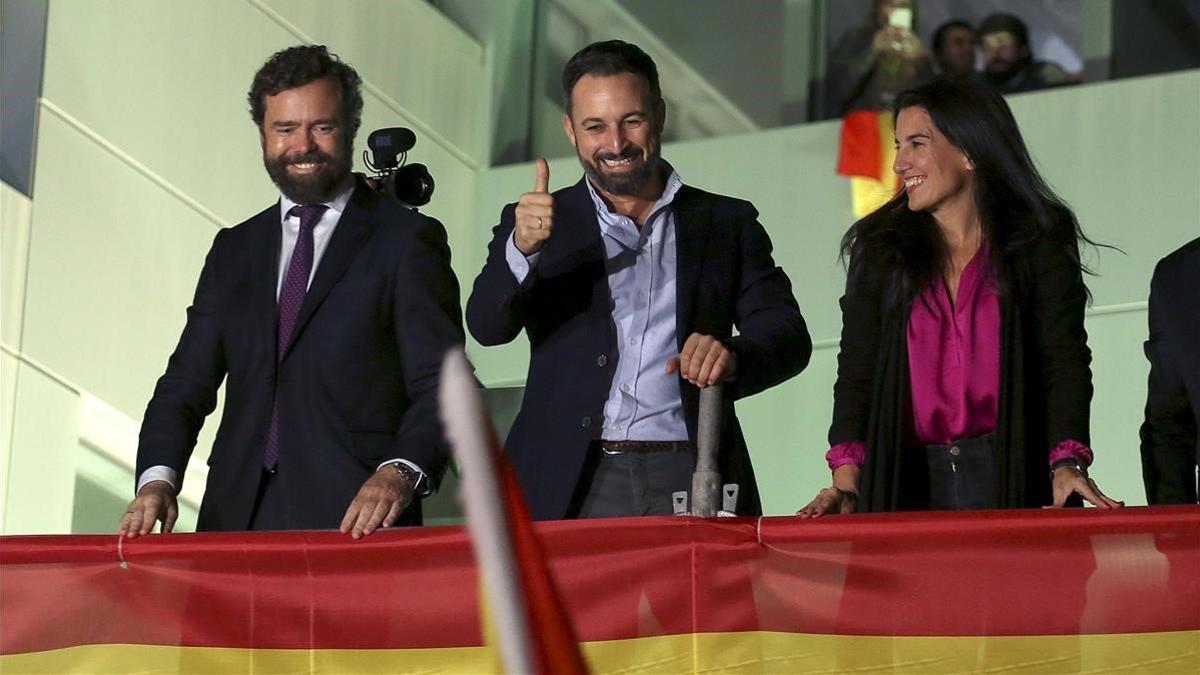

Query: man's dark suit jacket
left=1141, top=237, right=1200, bottom=504
left=466, top=177, right=811, bottom=520
left=136, top=179, right=465, bottom=530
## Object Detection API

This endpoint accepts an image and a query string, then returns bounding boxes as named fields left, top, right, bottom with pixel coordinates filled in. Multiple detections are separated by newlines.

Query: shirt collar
left=583, top=162, right=684, bottom=228
left=278, top=175, right=356, bottom=224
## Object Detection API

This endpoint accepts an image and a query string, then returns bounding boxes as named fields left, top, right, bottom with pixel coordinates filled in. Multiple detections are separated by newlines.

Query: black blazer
left=830, top=237, right=1093, bottom=510
left=136, top=180, right=465, bottom=530
left=466, top=178, right=811, bottom=520
left=1140, top=237, right=1200, bottom=504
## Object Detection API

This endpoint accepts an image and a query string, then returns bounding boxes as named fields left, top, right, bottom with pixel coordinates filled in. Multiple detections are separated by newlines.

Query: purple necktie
left=264, top=204, right=328, bottom=470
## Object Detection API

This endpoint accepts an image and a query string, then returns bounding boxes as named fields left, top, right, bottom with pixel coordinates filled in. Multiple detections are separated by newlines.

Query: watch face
left=392, top=463, right=424, bottom=488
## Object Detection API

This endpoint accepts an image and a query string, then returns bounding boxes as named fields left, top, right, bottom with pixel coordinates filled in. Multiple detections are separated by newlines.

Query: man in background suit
left=1140, top=237, right=1200, bottom=503
left=119, top=45, right=464, bottom=537
left=467, top=40, right=811, bottom=520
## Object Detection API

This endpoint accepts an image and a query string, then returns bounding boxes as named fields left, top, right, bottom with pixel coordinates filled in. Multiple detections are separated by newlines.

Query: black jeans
left=921, top=434, right=999, bottom=510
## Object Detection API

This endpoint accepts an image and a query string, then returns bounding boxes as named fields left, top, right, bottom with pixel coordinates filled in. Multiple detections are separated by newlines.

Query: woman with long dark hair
left=799, top=76, right=1121, bottom=515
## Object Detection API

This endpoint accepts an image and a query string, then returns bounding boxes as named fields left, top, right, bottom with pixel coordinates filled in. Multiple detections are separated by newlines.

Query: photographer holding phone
left=827, top=0, right=931, bottom=116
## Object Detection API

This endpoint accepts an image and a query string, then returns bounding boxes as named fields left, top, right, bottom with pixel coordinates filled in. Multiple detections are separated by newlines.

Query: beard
left=263, top=144, right=352, bottom=204
left=985, top=57, right=1019, bottom=82
left=579, top=144, right=663, bottom=197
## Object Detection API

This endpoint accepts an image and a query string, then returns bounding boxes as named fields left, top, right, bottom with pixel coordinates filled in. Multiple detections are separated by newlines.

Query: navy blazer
left=136, top=180, right=465, bottom=530
left=1141, top=236, right=1200, bottom=504
left=466, top=177, right=811, bottom=519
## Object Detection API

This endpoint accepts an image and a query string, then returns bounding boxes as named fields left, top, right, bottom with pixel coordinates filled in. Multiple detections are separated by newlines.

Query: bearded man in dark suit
left=467, top=41, right=811, bottom=520
left=120, top=45, right=464, bottom=537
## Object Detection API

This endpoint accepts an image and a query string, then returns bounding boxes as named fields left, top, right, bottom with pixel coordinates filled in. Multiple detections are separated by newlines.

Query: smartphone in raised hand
left=888, top=7, right=913, bottom=30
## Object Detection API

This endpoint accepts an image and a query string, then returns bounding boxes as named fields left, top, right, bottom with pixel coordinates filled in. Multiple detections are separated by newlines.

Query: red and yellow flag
left=838, top=109, right=901, bottom=218
left=3, top=507, right=1197, bottom=673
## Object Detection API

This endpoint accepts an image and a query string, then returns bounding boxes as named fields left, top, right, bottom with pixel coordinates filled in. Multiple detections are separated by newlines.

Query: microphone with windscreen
left=364, top=127, right=434, bottom=208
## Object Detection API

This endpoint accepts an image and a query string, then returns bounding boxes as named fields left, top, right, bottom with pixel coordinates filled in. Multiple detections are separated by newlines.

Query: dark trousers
left=920, top=434, right=1000, bottom=510
left=567, top=446, right=696, bottom=518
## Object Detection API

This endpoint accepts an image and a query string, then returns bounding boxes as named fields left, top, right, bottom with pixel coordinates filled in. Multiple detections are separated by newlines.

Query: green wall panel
left=23, top=111, right=220, bottom=423
left=4, top=364, right=78, bottom=534
left=260, top=0, right=485, bottom=162
left=0, top=351, right=18, bottom=525
left=1, top=183, right=32, bottom=349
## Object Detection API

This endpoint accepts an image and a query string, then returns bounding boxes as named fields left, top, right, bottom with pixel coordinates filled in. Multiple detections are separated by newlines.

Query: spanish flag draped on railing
left=2, top=508, right=1197, bottom=671
left=2, top=361, right=1198, bottom=675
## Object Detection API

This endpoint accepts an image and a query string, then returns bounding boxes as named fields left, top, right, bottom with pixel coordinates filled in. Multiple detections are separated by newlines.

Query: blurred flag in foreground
left=438, top=349, right=588, bottom=675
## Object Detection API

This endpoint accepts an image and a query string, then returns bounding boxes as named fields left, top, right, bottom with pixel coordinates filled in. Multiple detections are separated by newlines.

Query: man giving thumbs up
left=513, top=158, right=554, bottom=254
left=467, top=40, right=811, bottom=520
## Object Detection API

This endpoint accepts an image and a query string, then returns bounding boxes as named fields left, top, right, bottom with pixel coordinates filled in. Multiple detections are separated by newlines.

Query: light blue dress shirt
left=505, top=169, right=690, bottom=442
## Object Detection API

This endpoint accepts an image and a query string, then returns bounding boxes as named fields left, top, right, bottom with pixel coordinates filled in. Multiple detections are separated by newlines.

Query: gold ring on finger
left=536, top=216, right=543, bottom=228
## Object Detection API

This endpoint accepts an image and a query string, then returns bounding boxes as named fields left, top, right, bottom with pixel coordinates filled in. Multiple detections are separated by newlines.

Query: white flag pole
left=438, top=349, right=534, bottom=674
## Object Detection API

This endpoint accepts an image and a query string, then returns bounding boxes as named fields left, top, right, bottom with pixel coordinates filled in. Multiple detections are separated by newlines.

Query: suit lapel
left=549, top=178, right=605, bottom=268
left=248, top=204, right=283, bottom=363
left=280, top=184, right=377, bottom=362
left=673, top=187, right=712, bottom=348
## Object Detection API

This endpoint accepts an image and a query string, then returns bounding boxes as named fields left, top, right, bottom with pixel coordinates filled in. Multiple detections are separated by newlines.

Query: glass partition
left=484, top=0, right=1200, bottom=164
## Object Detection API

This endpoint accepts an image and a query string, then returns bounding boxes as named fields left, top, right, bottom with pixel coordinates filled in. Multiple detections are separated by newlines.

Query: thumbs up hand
left=514, top=158, right=554, bottom=255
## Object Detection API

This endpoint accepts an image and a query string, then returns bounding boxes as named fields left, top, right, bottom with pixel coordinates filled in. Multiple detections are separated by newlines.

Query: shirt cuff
left=504, top=231, right=540, bottom=284
left=137, top=465, right=178, bottom=494
left=377, top=458, right=433, bottom=497
left=826, top=441, right=866, bottom=471
left=1047, top=440, right=1094, bottom=468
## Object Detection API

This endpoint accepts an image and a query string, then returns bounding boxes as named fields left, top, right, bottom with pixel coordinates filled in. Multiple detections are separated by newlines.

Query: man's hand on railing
left=118, top=481, right=178, bottom=538
left=339, top=466, right=416, bottom=540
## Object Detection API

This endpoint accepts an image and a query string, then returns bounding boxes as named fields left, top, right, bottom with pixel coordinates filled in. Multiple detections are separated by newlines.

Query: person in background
left=799, top=76, right=1122, bottom=515
left=828, top=0, right=933, bottom=116
left=830, top=0, right=934, bottom=218
left=467, top=40, right=811, bottom=520
left=979, top=12, right=1072, bottom=94
left=1140, top=237, right=1200, bottom=504
left=931, top=19, right=977, bottom=78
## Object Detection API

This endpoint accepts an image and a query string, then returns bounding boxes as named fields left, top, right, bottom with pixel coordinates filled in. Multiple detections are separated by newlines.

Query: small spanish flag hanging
left=837, top=109, right=900, bottom=218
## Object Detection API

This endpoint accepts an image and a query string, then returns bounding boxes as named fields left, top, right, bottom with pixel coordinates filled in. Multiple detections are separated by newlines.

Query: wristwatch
left=1050, top=457, right=1087, bottom=479
left=383, top=461, right=428, bottom=495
